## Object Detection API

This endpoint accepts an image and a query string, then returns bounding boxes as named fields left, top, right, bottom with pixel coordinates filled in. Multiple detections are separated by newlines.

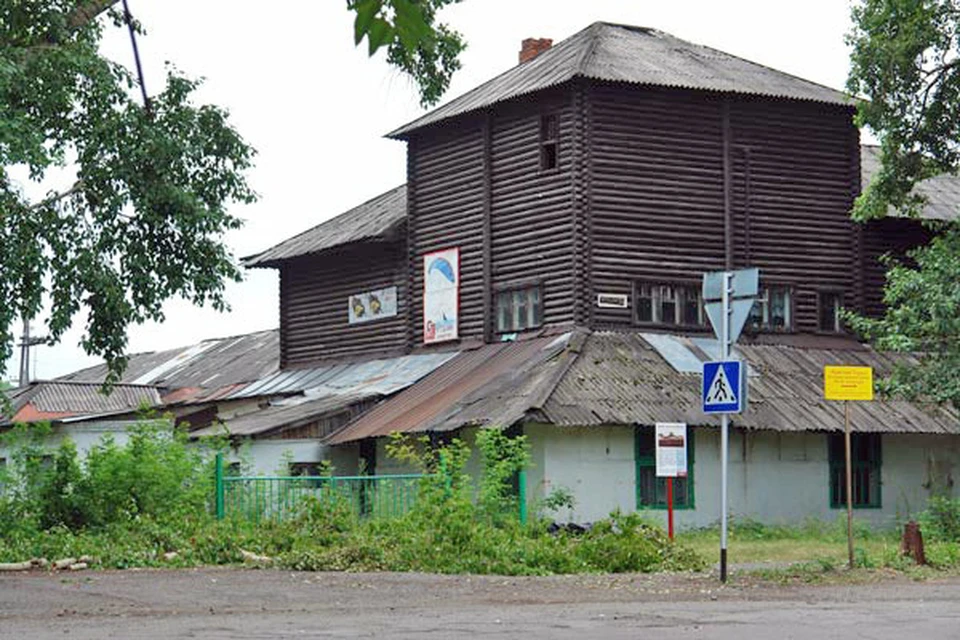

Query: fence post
left=518, top=468, right=527, bottom=525
left=215, top=453, right=224, bottom=520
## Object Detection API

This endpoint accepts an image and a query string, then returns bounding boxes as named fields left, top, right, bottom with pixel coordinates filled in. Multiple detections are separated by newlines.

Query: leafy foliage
left=846, top=1, right=960, bottom=405
left=920, top=496, right=960, bottom=542
left=0, top=2, right=256, bottom=381
left=847, top=0, right=960, bottom=221
left=0, top=426, right=704, bottom=575
left=0, top=419, right=215, bottom=537
left=845, top=229, right=960, bottom=406
left=347, top=0, right=466, bottom=106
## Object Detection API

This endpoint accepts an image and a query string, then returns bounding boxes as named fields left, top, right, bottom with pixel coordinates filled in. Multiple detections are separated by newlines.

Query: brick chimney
left=519, top=38, right=552, bottom=64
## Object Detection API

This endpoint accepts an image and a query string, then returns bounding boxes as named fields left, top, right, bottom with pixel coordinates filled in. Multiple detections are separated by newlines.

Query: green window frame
left=635, top=426, right=695, bottom=510
left=828, top=433, right=882, bottom=509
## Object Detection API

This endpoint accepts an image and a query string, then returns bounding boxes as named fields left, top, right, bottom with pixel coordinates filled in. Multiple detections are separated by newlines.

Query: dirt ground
left=1, top=568, right=959, bottom=639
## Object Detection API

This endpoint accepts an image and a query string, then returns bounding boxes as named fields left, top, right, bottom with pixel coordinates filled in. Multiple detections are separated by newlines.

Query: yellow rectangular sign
left=824, top=366, right=874, bottom=401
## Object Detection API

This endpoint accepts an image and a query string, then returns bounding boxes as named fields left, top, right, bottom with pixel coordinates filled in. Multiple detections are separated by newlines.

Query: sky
left=7, top=0, right=861, bottom=382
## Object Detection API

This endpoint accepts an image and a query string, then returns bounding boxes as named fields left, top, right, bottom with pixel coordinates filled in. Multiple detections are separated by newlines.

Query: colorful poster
left=423, top=247, right=459, bottom=344
left=347, top=286, right=398, bottom=324
left=655, top=423, right=688, bottom=478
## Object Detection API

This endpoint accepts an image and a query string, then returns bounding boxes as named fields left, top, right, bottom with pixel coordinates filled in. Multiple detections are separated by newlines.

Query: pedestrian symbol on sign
left=706, top=366, right=735, bottom=405
left=702, top=360, right=743, bottom=414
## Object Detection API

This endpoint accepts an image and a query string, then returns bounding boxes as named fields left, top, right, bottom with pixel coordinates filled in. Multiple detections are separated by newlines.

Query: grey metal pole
left=720, top=272, right=731, bottom=583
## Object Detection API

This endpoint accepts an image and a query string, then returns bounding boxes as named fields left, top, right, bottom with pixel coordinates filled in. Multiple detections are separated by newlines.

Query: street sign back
left=702, top=360, right=744, bottom=414
left=702, top=268, right=759, bottom=302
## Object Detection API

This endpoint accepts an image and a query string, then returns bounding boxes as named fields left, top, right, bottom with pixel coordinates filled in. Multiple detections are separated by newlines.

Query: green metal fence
left=214, top=455, right=425, bottom=522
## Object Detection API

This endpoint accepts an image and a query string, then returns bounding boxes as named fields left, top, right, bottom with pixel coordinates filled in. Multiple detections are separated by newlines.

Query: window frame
left=633, top=281, right=709, bottom=330
left=828, top=433, right=882, bottom=509
left=817, top=290, right=844, bottom=333
left=747, top=285, right=795, bottom=333
left=635, top=426, right=695, bottom=510
left=495, top=283, right=544, bottom=334
left=539, top=113, right=559, bottom=173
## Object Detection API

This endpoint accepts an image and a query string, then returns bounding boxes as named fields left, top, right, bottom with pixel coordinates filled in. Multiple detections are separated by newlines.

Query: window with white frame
left=635, top=283, right=706, bottom=327
left=496, top=285, right=543, bottom=333
left=747, top=287, right=793, bottom=332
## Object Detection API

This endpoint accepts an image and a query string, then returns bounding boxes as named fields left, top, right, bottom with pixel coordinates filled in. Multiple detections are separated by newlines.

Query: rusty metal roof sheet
left=244, top=185, right=406, bottom=268
left=542, top=332, right=958, bottom=434
left=5, top=381, right=161, bottom=423
left=56, top=330, right=279, bottom=390
left=390, top=22, right=851, bottom=138
left=327, top=331, right=957, bottom=444
left=860, top=145, right=960, bottom=221
left=326, top=333, right=579, bottom=444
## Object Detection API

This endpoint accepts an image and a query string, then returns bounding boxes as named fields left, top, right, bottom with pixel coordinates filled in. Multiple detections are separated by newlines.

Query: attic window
left=540, top=113, right=558, bottom=171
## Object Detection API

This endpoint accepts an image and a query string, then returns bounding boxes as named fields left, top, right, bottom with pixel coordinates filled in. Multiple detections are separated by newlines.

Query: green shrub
left=920, top=496, right=960, bottom=542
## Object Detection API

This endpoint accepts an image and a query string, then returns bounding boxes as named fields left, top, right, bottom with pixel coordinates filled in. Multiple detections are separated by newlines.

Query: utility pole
left=17, top=318, right=46, bottom=387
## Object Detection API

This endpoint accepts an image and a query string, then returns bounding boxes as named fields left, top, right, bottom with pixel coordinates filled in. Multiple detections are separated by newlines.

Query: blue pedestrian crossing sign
left=702, top=360, right=744, bottom=414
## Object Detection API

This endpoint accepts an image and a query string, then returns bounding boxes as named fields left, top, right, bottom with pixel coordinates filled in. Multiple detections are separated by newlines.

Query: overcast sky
left=7, top=0, right=860, bottom=382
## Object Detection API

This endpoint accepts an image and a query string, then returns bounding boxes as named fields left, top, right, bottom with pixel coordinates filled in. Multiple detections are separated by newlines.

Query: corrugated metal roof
left=390, top=22, right=851, bottom=138
left=56, top=330, right=279, bottom=390
left=229, top=352, right=457, bottom=399
left=5, top=381, right=161, bottom=423
left=326, top=333, right=578, bottom=444
left=543, top=332, right=958, bottom=434
left=244, top=185, right=406, bottom=268
left=191, top=352, right=458, bottom=437
left=860, top=145, right=960, bottom=221
left=191, top=393, right=377, bottom=437
left=327, top=331, right=957, bottom=444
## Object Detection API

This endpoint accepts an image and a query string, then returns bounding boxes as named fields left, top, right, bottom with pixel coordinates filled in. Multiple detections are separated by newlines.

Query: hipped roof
left=390, top=22, right=853, bottom=138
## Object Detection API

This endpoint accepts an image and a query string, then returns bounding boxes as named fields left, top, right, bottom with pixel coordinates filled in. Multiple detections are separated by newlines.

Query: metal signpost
left=824, top=365, right=874, bottom=568
left=702, top=267, right=757, bottom=583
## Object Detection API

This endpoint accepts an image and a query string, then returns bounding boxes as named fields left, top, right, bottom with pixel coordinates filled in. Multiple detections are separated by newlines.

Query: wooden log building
left=241, top=23, right=958, bottom=526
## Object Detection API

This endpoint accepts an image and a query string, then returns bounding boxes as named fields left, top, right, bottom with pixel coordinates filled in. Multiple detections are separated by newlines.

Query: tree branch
left=29, top=181, right=84, bottom=211
left=68, top=0, right=120, bottom=31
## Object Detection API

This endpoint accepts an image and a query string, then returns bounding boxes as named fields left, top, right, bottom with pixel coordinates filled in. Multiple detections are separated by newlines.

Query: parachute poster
left=423, top=248, right=459, bottom=344
left=347, top=286, right=398, bottom=324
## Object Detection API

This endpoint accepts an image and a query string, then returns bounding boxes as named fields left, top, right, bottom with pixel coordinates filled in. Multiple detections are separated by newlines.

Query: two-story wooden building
left=246, top=23, right=959, bottom=526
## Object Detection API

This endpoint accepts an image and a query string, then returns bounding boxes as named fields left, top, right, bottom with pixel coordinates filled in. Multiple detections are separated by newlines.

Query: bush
left=920, top=497, right=960, bottom=542
left=0, top=425, right=706, bottom=576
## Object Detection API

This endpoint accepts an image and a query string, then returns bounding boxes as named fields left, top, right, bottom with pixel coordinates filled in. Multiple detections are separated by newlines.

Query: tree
left=846, top=0, right=960, bottom=407
left=348, top=0, right=466, bottom=107
left=1, top=2, right=256, bottom=381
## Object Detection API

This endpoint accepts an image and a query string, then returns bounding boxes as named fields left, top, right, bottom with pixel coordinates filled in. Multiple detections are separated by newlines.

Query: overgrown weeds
left=0, top=424, right=705, bottom=576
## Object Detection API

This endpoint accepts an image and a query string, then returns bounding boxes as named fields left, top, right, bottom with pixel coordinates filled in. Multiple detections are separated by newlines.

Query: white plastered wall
left=523, top=422, right=960, bottom=529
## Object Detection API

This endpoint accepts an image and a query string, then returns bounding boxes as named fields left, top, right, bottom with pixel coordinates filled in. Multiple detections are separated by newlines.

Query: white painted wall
left=525, top=423, right=637, bottom=523
left=523, top=423, right=960, bottom=530
left=220, top=438, right=327, bottom=476
left=0, top=419, right=165, bottom=464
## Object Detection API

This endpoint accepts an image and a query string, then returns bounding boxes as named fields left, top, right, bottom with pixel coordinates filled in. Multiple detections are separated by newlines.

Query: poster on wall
left=655, top=423, right=688, bottom=478
left=347, top=286, right=398, bottom=324
left=423, top=247, right=459, bottom=344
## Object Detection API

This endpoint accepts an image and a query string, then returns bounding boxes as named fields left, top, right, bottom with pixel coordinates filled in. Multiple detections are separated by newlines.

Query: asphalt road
left=1, top=568, right=959, bottom=639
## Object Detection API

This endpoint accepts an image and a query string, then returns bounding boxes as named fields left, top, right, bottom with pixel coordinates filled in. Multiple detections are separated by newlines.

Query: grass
left=674, top=516, right=960, bottom=583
